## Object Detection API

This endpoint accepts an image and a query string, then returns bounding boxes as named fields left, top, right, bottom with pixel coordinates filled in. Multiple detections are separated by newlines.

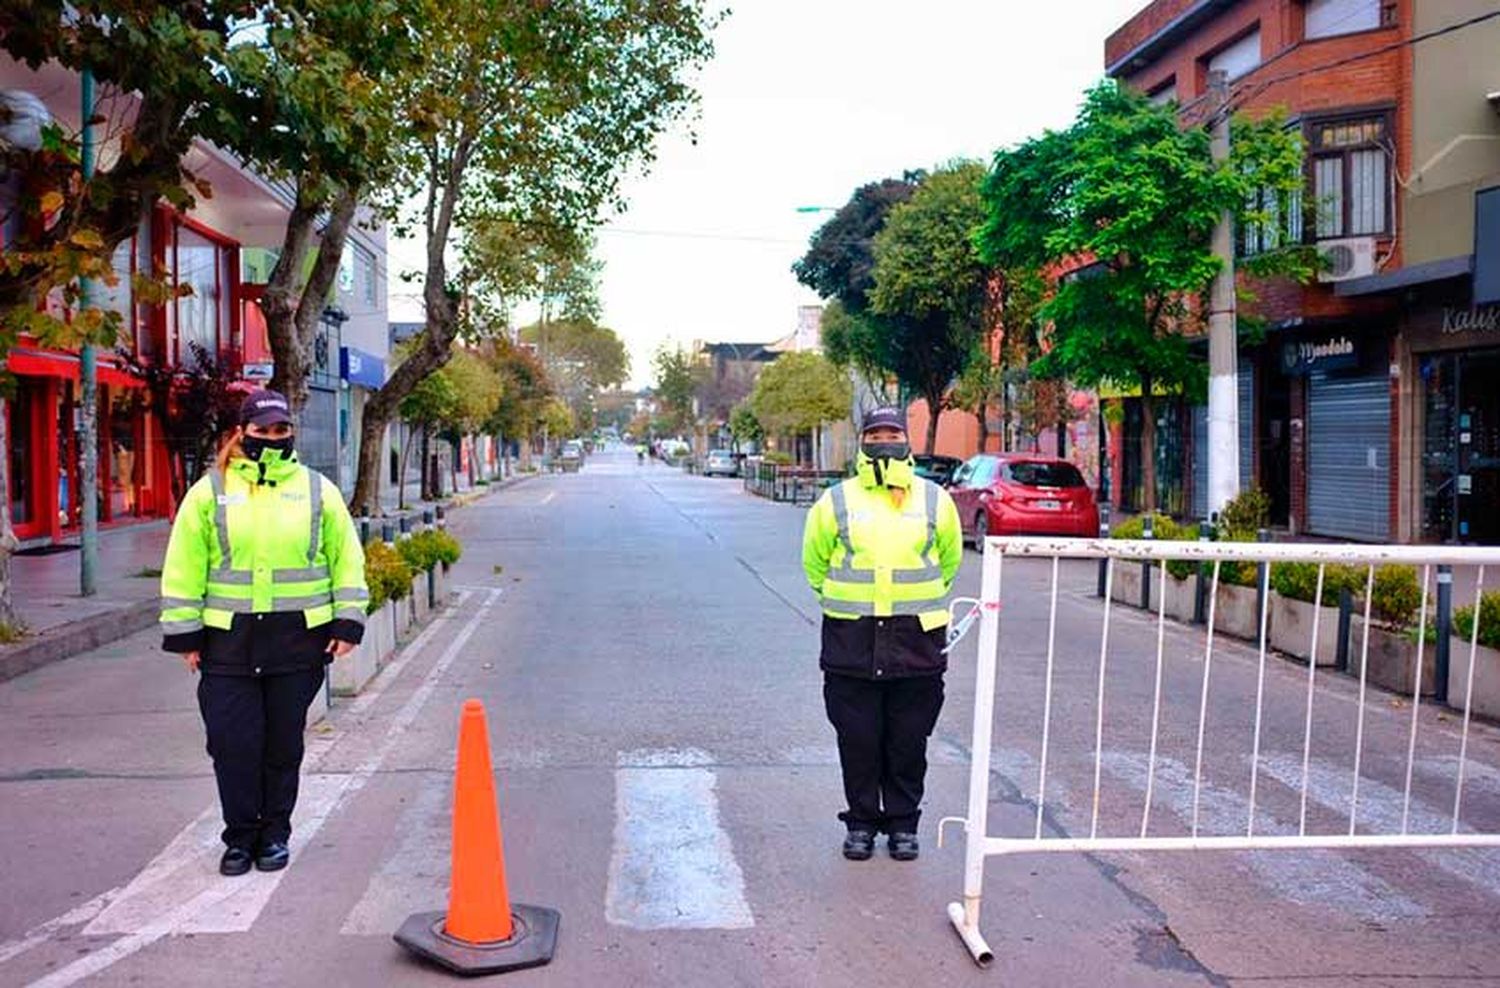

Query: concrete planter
left=1446, top=638, right=1500, bottom=720
left=1351, top=616, right=1436, bottom=697
left=434, top=563, right=451, bottom=607
left=1162, top=573, right=1199, bottom=624
left=412, top=572, right=432, bottom=624
left=307, top=673, right=329, bottom=725
left=1212, top=582, right=1265, bottom=642
left=365, top=601, right=396, bottom=669
left=330, top=629, right=379, bottom=696
left=1269, top=593, right=1343, bottom=667
left=1109, top=562, right=1151, bottom=610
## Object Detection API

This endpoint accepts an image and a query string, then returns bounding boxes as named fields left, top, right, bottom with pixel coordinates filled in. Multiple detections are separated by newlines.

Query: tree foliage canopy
left=791, top=175, right=918, bottom=312
left=748, top=352, right=851, bottom=436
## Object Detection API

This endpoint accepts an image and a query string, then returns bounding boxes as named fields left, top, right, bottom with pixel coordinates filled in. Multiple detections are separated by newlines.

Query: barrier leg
left=946, top=539, right=1002, bottom=968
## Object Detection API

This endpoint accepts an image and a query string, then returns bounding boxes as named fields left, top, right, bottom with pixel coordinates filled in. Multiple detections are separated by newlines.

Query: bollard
left=1194, top=520, right=1212, bottom=625
left=1336, top=587, right=1352, bottom=673
left=1436, top=565, right=1453, bottom=705
left=399, top=514, right=412, bottom=539
left=1141, top=514, right=1154, bottom=611
left=422, top=508, right=434, bottom=533
left=1097, top=504, right=1111, bottom=598
left=436, top=504, right=447, bottom=530
left=382, top=520, right=395, bottom=545
left=1255, top=528, right=1271, bottom=633
left=359, top=517, right=371, bottom=545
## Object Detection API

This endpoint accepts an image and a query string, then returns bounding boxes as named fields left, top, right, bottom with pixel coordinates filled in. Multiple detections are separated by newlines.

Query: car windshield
left=1007, top=461, right=1085, bottom=488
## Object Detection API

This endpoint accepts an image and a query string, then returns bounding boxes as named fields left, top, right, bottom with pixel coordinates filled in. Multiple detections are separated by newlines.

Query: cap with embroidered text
left=240, top=389, right=293, bottom=428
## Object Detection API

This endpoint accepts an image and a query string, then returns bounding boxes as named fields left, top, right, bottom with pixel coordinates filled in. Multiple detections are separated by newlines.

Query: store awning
left=5, top=349, right=144, bottom=389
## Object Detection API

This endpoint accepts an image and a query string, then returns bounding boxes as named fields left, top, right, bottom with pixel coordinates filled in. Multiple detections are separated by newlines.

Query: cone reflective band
left=394, top=699, right=559, bottom=975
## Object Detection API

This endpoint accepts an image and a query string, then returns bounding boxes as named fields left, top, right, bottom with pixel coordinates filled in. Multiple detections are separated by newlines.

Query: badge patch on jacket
left=216, top=494, right=247, bottom=506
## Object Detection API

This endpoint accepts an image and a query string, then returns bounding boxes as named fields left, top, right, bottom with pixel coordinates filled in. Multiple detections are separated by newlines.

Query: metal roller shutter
left=1191, top=363, right=1255, bottom=520
left=1307, top=369, right=1389, bottom=541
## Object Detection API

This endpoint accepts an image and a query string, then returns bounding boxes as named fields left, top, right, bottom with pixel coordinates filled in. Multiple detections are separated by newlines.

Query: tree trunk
left=976, top=399, right=989, bottom=454
left=924, top=391, right=942, bottom=455
left=419, top=428, right=433, bottom=501
left=1140, top=372, right=1158, bottom=516
left=396, top=423, right=413, bottom=511
left=267, top=185, right=359, bottom=411
left=0, top=396, right=22, bottom=629
left=355, top=408, right=390, bottom=516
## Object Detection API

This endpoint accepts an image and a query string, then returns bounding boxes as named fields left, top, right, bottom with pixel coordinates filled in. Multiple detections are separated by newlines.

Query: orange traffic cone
left=394, top=699, right=560, bottom=975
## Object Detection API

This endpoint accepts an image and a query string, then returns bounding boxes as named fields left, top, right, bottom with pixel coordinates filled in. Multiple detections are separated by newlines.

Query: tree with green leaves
left=518, top=316, right=628, bottom=429
left=651, top=345, right=699, bottom=435
left=867, top=161, right=992, bottom=454
left=729, top=402, right=765, bottom=452
left=977, top=82, right=1313, bottom=513
left=348, top=0, right=720, bottom=514
left=748, top=352, right=851, bottom=468
left=482, top=336, right=552, bottom=470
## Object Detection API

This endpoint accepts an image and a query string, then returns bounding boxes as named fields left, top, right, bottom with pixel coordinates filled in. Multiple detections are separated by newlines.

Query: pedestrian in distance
left=159, top=389, right=370, bottom=877
left=801, top=406, right=963, bottom=861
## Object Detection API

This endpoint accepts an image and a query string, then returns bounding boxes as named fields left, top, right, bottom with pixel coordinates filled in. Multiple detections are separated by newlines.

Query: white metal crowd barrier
left=940, top=537, right=1500, bottom=968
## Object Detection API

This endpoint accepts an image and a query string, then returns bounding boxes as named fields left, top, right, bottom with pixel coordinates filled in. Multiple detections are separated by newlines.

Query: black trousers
left=197, top=669, right=326, bottom=850
left=823, top=671, right=945, bottom=835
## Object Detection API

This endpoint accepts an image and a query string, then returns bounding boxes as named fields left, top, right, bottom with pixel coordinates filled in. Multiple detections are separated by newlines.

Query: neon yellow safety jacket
left=159, top=452, right=369, bottom=642
left=802, top=467, right=962, bottom=631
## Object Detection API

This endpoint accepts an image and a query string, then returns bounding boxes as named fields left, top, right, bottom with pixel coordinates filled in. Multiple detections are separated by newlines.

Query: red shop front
left=5, top=350, right=171, bottom=544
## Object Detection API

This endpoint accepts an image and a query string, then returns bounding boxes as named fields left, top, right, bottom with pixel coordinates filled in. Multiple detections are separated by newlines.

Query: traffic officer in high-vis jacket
left=802, top=405, right=962, bottom=861
left=160, top=390, right=369, bottom=877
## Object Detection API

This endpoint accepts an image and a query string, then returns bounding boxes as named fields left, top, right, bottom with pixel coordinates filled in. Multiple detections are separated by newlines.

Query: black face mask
left=861, top=441, right=911, bottom=462
left=241, top=433, right=295, bottom=464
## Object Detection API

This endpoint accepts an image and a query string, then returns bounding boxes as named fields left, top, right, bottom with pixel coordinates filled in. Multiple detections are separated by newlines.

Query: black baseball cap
left=860, top=405, right=907, bottom=435
left=240, top=389, right=293, bottom=428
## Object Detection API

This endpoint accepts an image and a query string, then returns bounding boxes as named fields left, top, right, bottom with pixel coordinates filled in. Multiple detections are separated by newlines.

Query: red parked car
left=948, top=454, right=1100, bottom=545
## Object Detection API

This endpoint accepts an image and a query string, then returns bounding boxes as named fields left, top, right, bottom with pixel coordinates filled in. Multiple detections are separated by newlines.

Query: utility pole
left=79, top=68, right=99, bottom=596
left=1205, top=69, right=1240, bottom=519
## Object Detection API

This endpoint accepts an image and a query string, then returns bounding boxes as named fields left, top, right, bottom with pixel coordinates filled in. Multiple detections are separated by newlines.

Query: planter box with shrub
left=1212, top=581, right=1264, bottom=642
left=331, top=632, right=379, bottom=696
left=1445, top=591, right=1500, bottom=718
left=1268, top=562, right=1360, bottom=666
left=1352, top=616, right=1436, bottom=696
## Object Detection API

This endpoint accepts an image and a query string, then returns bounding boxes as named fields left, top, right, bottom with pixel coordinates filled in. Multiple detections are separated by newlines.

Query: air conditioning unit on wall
left=1316, top=236, right=1378, bottom=283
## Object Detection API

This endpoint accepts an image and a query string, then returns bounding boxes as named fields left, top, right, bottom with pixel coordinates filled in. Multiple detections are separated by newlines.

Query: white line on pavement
left=19, top=589, right=502, bottom=988
left=605, top=748, right=754, bottom=930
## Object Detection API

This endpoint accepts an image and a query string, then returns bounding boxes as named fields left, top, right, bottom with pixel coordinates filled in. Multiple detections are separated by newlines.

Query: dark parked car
left=948, top=454, right=1099, bottom=544
left=913, top=454, right=962, bottom=487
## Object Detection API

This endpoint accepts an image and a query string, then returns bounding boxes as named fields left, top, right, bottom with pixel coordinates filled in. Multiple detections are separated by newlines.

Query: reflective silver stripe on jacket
left=333, top=587, right=370, bottom=603
left=305, top=467, right=323, bottom=565
left=820, top=597, right=875, bottom=616
left=918, top=479, right=938, bottom=561
left=204, top=595, right=256, bottom=613
left=334, top=607, right=368, bottom=625
left=207, top=571, right=253, bottom=586
left=273, top=593, right=336, bottom=610
left=828, top=482, right=858, bottom=564
left=891, top=564, right=944, bottom=584
left=825, top=566, right=876, bottom=585
left=273, top=566, right=331, bottom=583
left=208, top=469, right=233, bottom=568
left=160, top=596, right=204, bottom=610
left=161, top=618, right=204, bottom=634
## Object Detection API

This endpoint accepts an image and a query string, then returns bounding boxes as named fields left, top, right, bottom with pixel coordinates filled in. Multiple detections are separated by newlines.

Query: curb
left=0, top=599, right=159, bottom=683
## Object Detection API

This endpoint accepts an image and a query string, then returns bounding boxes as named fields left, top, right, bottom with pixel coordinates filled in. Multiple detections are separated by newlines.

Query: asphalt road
left=3, top=447, right=1500, bottom=986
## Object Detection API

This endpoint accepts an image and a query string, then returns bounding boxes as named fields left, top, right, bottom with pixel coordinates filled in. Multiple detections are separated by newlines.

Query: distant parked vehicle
left=913, top=454, right=962, bottom=487
left=560, top=440, right=584, bottom=473
left=948, top=454, right=1099, bottom=544
left=703, top=449, right=738, bottom=477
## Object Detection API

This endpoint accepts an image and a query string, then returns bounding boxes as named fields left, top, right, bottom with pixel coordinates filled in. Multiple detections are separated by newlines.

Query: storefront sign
left=339, top=346, right=386, bottom=389
left=1441, top=305, right=1500, bottom=335
left=1280, top=336, right=1358, bottom=376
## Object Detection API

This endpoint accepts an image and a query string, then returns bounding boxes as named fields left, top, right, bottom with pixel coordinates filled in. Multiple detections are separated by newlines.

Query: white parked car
left=703, top=449, right=738, bottom=477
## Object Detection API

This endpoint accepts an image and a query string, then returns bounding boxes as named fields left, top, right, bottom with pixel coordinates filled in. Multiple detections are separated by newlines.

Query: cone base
left=394, top=904, right=560, bottom=976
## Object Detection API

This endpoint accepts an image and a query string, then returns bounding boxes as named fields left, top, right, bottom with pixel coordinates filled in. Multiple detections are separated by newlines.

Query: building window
left=356, top=244, right=378, bottom=307
left=1304, top=0, right=1382, bottom=40
left=1308, top=114, right=1391, bottom=239
left=1240, top=186, right=1304, bottom=256
left=1148, top=79, right=1177, bottom=106
left=1207, top=28, right=1261, bottom=82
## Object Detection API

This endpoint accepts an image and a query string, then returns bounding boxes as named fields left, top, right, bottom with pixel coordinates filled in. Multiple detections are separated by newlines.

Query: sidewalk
left=0, top=471, right=528, bottom=682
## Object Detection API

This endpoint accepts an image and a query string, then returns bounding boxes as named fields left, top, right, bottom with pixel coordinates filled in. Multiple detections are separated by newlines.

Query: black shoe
left=888, top=832, right=920, bottom=861
left=842, top=830, right=876, bottom=861
left=255, top=841, right=290, bottom=872
left=219, top=846, right=254, bottom=877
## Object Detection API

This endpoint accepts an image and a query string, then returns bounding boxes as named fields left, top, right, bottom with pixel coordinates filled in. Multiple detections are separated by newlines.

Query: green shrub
left=1217, top=488, right=1270, bottom=542
left=427, top=529, right=462, bottom=566
left=1365, top=564, right=1421, bottom=629
left=398, top=529, right=463, bottom=572
left=364, top=540, right=413, bottom=612
left=1110, top=513, right=1197, bottom=580
left=1455, top=592, right=1500, bottom=650
left=1270, top=561, right=1362, bottom=606
left=763, top=451, right=794, bottom=466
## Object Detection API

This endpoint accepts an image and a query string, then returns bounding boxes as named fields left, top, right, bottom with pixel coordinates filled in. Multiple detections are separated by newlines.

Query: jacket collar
left=228, top=452, right=302, bottom=486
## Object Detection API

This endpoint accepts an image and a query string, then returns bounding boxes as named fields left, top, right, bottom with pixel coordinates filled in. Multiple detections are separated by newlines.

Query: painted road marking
left=540, top=492, right=555, bottom=505
left=1101, top=751, right=1425, bottom=921
left=606, top=748, right=753, bottom=930
left=17, top=589, right=502, bottom=987
left=341, top=773, right=450, bottom=935
left=1259, top=753, right=1500, bottom=899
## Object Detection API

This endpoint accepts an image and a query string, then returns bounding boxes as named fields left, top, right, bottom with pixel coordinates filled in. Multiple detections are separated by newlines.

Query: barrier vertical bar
left=1194, top=520, right=1211, bottom=625
left=1349, top=564, right=1376, bottom=834
left=1298, top=565, right=1326, bottom=836
left=1453, top=565, right=1486, bottom=833
left=1142, top=563, right=1169, bottom=837
left=1247, top=554, right=1272, bottom=836
left=1036, top=556, right=1060, bottom=839
left=1401, top=565, right=1432, bottom=834
left=949, top=538, right=1003, bottom=966
left=1091, top=559, right=1115, bottom=840
left=1097, top=505, right=1110, bottom=598
left=1435, top=566, right=1453, bottom=705
left=1191, top=561, right=1222, bottom=837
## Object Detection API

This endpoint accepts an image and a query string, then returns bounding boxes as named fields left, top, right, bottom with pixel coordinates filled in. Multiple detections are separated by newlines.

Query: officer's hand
left=181, top=651, right=200, bottom=673
left=326, top=638, right=356, bottom=659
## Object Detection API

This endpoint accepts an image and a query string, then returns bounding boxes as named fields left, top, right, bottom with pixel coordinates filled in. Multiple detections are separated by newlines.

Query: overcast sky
left=388, top=0, right=1148, bottom=387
